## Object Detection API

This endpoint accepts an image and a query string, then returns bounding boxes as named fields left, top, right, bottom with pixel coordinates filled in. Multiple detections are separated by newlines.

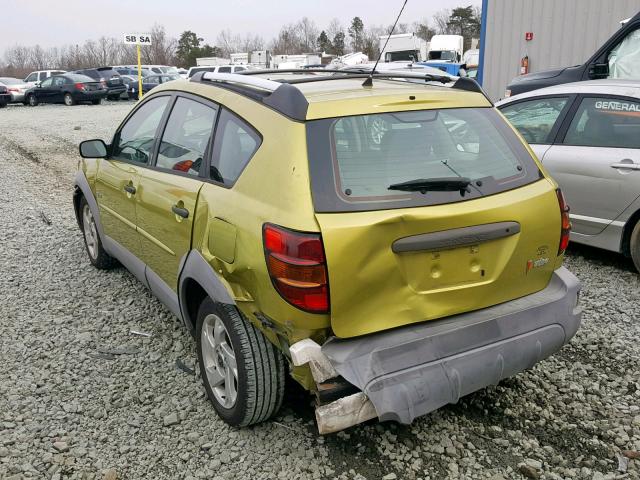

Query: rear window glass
left=66, top=74, right=94, bottom=82
left=307, top=108, right=541, bottom=212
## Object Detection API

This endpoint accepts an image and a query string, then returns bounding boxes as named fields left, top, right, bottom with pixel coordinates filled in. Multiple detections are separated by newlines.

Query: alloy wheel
left=82, top=204, right=98, bottom=260
left=201, top=314, right=238, bottom=408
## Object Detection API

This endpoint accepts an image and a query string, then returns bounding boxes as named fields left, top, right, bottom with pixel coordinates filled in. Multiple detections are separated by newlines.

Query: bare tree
left=298, top=17, right=319, bottom=52
left=433, top=9, right=453, bottom=34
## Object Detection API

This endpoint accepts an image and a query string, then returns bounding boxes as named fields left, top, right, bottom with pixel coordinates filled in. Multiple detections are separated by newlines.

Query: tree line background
left=0, top=6, right=480, bottom=77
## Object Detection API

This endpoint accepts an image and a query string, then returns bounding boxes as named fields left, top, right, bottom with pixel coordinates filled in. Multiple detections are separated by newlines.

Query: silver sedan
left=497, top=80, right=640, bottom=271
left=0, top=77, right=29, bottom=104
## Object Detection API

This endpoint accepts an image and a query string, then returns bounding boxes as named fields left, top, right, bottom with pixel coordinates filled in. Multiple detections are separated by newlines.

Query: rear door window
left=562, top=97, right=640, bottom=148
left=156, top=97, right=217, bottom=176
left=25, top=73, right=37, bottom=82
left=210, top=109, right=261, bottom=185
left=218, top=66, right=232, bottom=73
left=307, top=108, right=542, bottom=212
left=500, top=97, right=570, bottom=144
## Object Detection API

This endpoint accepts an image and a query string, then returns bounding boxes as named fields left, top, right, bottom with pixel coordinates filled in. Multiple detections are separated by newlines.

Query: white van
left=186, top=65, right=252, bottom=78
left=24, top=70, right=67, bottom=87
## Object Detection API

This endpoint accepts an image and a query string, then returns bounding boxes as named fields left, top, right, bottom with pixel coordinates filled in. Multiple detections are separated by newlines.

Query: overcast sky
left=3, top=0, right=480, bottom=53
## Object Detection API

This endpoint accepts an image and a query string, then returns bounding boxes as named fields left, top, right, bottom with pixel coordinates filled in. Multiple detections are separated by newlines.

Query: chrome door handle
left=611, top=160, right=640, bottom=170
left=172, top=205, right=189, bottom=218
left=123, top=184, right=136, bottom=194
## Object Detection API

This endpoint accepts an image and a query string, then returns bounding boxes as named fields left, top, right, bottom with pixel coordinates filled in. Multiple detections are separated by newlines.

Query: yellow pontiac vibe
left=73, top=70, right=581, bottom=434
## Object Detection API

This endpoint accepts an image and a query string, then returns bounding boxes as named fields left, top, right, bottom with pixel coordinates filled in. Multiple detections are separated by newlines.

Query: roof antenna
left=363, top=0, right=409, bottom=87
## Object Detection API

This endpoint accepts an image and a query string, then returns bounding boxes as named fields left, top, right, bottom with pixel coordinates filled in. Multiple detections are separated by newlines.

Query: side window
left=111, top=96, right=170, bottom=164
left=53, top=77, right=65, bottom=86
left=500, top=97, right=569, bottom=144
left=40, top=77, right=54, bottom=88
left=147, top=77, right=160, bottom=84
left=38, top=72, right=48, bottom=81
left=156, top=97, right=217, bottom=176
left=210, top=109, right=261, bottom=184
left=235, top=67, right=246, bottom=72
left=218, top=66, right=232, bottom=73
left=153, top=68, right=161, bottom=74
left=608, top=28, right=640, bottom=79
left=563, top=97, right=640, bottom=148
left=25, top=73, right=37, bottom=82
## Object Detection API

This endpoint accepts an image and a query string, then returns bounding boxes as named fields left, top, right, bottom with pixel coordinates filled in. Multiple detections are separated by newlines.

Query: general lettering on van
left=594, top=101, right=640, bottom=112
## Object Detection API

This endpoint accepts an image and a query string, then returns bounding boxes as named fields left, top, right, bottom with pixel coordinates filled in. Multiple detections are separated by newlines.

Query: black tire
left=91, top=99, right=102, bottom=105
left=196, top=298, right=285, bottom=427
left=28, top=94, right=38, bottom=107
left=79, top=196, right=117, bottom=269
left=0, top=102, right=6, bottom=109
left=64, top=93, right=75, bottom=106
left=630, top=220, right=640, bottom=273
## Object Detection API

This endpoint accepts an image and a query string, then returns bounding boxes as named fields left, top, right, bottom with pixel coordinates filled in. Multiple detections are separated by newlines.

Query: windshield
left=428, top=50, right=456, bottom=61
left=306, top=108, right=541, bottom=212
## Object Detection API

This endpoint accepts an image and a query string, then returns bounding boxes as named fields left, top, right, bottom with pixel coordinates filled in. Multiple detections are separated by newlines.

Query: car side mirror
left=79, top=139, right=108, bottom=159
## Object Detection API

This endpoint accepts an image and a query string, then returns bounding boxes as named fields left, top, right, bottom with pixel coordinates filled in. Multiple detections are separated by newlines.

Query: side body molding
left=178, top=250, right=236, bottom=331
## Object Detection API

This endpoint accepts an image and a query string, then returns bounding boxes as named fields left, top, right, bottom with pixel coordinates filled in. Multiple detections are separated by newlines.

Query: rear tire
left=0, top=102, right=6, bottom=109
left=28, top=94, right=38, bottom=106
left=196, top=298, right=285, bottom=427
left=630, top=221, right=640, bottom=273
left=91, top=99, right=102, bottom=105
left=64, top=93, right=75, bottom=106
left=79, top=196, right=117, bottom=269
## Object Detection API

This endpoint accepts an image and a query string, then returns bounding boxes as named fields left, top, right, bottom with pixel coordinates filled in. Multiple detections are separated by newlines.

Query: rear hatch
left=306, top=107, right=561, bottom=338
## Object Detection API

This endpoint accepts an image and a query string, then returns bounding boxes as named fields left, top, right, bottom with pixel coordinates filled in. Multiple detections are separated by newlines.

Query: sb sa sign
left=123, top=34, right=152, bottom=45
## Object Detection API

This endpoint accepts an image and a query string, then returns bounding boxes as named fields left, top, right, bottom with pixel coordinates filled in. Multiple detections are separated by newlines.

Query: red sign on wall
left=525, top=32, right=534, bottom=41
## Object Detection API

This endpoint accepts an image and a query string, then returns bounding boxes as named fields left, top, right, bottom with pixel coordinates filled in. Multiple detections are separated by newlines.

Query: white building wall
left=482, top=0, right=640, bottom=100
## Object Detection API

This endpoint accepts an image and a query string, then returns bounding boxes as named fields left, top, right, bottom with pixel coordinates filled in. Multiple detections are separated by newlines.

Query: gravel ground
left=0, top=101, right=639, bottom=480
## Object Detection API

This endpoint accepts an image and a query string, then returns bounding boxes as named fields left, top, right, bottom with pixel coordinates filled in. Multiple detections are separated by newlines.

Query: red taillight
left=557, top=189, right=571, bottom=254
left=172, top=160, right=193, bottom=172
left=263, top=224, right=329, bottom=313
left=8, top=87, right=19, bottom=92
left=74, top=82, right=86, bottom=91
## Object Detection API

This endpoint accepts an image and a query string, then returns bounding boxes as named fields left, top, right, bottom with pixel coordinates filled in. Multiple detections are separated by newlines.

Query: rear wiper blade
left=388, top=177, right=471, bottom=195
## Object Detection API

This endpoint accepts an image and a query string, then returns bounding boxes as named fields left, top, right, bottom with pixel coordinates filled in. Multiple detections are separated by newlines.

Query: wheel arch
left=621, top=208, right=640, bottom=257
left=178, top=250, right=236, bottom=334
left=74, top=171, right=105, bottom=239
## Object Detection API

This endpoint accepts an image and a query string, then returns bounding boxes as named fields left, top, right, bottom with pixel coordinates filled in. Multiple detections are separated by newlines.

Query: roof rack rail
left=190, top=71, right=310, bottom=120
left=189, top=69, right=492, bottom=120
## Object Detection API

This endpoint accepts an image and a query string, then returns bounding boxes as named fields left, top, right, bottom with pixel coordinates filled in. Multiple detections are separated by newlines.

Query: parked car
left=114, top=67, right=151, bottom=77
left=505, top=11, right=640, bottom=97
left=0, top=85, right=10, bottom=108
left=119, top=75, right=139, bottom=99
left=24, top=70, right=66, bottom=88
left=26, top=73, right=107, bottom=106
left=186, top=65, right=250, bottom=78
left=177, top=68, right=188, bottom=79
left=73, top=68, right=126, bottom=100
left=74, top=69, right=581, bottom=434
left=128, top=74, right=180, bottom=99
left=0, top=77, right=29, bottom=104
left=497, top=80, right=640, bottom=271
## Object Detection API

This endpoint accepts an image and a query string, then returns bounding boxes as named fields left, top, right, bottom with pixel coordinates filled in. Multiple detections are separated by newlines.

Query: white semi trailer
left=379, top=33, right=428, bottom=62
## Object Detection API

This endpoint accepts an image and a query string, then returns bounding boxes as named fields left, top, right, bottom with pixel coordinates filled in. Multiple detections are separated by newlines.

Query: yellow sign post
left=136, top=45, right=143, bottom=100
left=123, top=33, right=152, bottom=101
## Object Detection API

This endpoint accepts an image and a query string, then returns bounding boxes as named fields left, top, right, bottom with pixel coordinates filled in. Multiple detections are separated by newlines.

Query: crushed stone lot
left=0, top=101, right=639, bottom=480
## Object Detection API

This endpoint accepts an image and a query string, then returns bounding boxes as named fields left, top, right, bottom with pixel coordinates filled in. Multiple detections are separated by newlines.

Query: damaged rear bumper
left=293, top=267, right=581, bottom=433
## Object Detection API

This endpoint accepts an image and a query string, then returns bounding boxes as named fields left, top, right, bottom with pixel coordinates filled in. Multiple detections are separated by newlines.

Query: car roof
left=497, top=79, right=640, bottom=105
left=152, top=74, right=492, bottom=120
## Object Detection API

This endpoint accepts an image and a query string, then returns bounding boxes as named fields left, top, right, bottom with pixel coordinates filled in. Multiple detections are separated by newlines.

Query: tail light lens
left=74, top=83, right=86, bottom=91
left=263, top=224, right=329, bottom=313
left=557, top=189, right=571, bottom=254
